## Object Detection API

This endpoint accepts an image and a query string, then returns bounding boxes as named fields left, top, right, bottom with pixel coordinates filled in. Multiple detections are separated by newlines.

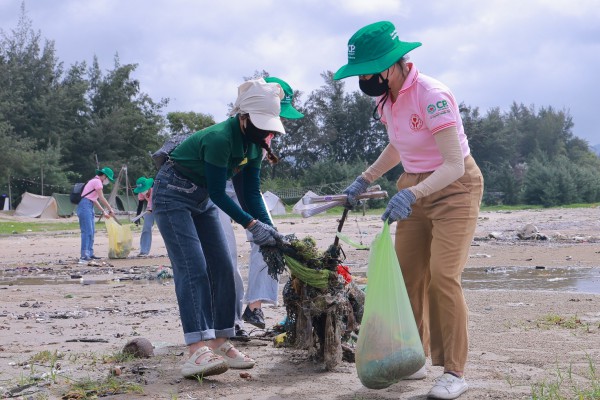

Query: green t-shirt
left=169, top=117, right=268, bottom=227
left=170, top=117, right=262, bottom=186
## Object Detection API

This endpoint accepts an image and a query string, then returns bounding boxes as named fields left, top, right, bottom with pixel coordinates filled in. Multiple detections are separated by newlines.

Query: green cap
left=95, top=167, right=115, bottom=182
left=333, top=21, right=421, bottom=80
left=133, top=176, right=154, bottom=194
left=264, top=76, right=304, bottom=119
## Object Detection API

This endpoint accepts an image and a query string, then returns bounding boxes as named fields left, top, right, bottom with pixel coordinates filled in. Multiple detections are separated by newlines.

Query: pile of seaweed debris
left=261, top=234, right=365, bottom=370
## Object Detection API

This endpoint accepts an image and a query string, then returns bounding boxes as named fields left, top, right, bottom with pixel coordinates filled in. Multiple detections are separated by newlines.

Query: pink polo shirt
left=81, top=176, right=103, bottom=202
left=379, top=64, right=470, bottom=173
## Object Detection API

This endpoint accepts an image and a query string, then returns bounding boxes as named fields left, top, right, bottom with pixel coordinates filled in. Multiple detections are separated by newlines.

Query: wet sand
left=0, top=207, right=599, bottom=399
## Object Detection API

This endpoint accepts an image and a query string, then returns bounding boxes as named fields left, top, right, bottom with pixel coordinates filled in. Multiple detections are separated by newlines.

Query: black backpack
left=70, top=182, right=95, bottom=204
left=151, top=132, right=193, bottom=169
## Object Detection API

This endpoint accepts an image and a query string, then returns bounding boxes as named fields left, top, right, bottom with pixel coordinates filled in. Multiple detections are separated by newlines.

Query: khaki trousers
left=395, top=155, right=483, bottom=372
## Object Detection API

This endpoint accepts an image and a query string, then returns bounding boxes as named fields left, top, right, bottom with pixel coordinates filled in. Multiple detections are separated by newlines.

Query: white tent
left=292, top=190, right=319, bottom=215
left=14, top=192, right=60, bottom=219
left=262, top=191, right=286, bottom=215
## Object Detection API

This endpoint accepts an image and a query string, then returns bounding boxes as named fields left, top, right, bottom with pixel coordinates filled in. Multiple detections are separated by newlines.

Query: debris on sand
left=261, top=234, right=364, bottom=371
left=517, top=224, right=547, bottom=240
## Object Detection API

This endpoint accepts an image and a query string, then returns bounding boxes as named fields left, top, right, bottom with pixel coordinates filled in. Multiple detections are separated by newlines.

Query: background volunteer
left=218, top=76, right=305, bottom=339
left=133, top=176, right=155, bottom=257
left=77, top=167, right=115, bottom=263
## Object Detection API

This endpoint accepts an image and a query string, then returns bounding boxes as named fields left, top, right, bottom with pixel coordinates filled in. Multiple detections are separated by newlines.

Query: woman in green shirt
left=153, top=79, right=285, bottom=378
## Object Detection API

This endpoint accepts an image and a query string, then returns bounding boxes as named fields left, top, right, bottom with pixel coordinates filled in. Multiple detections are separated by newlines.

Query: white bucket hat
left=229, top=78, right=286, bottom=134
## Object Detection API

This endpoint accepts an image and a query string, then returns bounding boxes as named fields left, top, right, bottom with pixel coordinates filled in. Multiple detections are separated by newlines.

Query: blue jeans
left=152, top=163, right=236, bottom=344
left=77, top=199, right=95, bottom=259
left=139, top=212, right=155, bottom=254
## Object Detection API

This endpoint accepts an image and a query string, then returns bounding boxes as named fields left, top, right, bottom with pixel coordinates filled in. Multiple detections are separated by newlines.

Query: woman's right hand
left=248, top=220, right=283, bottom=246
left=343, top=175, right=370, bottom=207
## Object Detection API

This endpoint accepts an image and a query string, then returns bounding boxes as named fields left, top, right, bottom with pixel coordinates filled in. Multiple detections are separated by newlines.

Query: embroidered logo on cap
left=348, top=44, right=356, bottom=60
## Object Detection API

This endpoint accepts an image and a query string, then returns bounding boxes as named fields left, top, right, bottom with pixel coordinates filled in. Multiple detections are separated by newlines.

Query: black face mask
left=359, top=73, right=389, bottom=97
left=359, top=74, right=391, bottom=121
left=244, top=119, right=272, bottom=145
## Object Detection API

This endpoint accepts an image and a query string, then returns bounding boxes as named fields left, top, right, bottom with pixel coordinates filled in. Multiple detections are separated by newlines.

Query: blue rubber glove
left=343, top=175, right=371, bottom=208
left=381, top=189, right=417, bottom=223
left=248, top=220, right=283, bottom=246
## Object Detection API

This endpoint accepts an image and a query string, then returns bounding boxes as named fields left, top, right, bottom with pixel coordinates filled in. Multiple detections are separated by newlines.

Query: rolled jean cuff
left=184, top=329, right=215, bottom=345
left=184, top=327, right=235, bottom=345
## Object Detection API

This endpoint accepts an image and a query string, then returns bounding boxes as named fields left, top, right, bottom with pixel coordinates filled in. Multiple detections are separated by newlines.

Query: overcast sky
left=1, top=0, right=599, bottom=145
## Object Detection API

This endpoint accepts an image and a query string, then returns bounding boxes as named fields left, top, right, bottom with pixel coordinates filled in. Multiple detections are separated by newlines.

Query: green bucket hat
left=264, top=76, right=304, bottom=119
left=133, top=177, right=154, bottom=194
left=333, top=21, right=421, bottom=80
left=95, top=167, right=115, bottom=183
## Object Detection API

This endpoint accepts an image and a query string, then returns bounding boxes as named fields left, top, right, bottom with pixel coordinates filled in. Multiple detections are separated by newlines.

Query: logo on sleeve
left=427, top=101, right=451, bottom=119
left=409, top=114, right=424, bottom=131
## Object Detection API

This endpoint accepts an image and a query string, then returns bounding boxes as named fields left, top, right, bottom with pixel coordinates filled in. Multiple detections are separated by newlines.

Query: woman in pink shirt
left=77, top=167, right=116, bottom=263
left=334, top=21, right=483, bottom=399
left=133, top=176, right=154, bottom=256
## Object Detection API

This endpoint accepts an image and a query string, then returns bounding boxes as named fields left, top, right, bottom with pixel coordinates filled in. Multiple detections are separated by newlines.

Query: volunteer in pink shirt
left=133, top=176, right=154, bottom=256
left=334, top=21, right=483, bottom=399
left=77, top=167, right=115, bottom=263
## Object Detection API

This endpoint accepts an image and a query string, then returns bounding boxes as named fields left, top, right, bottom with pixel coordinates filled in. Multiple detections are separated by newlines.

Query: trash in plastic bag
left=105, top=218, right=132, bottom=259
left=355, top=221, right=425, bottom=389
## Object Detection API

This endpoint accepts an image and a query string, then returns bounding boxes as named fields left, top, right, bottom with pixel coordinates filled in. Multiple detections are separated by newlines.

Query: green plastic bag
left=355, top=222, right=425, bottom=389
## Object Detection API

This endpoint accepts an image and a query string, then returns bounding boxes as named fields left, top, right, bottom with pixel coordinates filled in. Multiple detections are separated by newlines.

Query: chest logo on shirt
left=409, top=114, right=424, bottom=131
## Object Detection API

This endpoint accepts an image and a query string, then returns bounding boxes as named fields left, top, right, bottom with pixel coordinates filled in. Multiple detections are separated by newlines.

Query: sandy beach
left=0, top=207, right=599, bottom=399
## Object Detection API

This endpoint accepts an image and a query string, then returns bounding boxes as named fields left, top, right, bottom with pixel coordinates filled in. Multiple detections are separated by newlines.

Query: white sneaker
left=427, top=373, right=468, bottom=399
left=403, top=365, right=427, bottom=380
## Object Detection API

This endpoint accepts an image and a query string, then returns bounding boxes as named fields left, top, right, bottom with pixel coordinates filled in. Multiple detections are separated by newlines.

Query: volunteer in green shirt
left=153, top=78, right=285, bottom=379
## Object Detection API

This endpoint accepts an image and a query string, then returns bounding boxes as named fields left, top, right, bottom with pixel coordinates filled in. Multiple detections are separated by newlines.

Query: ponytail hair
left=260, top=140, right=279, bottom=164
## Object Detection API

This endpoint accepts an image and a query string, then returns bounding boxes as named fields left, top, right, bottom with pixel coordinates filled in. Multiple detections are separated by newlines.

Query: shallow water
left=0, top=266, right=599, bottom=294
left=462, top=266, right=600, bottom=294
left=0, top=275, right=165, bottom=286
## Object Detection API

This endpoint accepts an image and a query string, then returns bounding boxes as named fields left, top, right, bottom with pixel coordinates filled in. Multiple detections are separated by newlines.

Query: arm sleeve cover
left=361, top=143, right=402, bottom=183
left=136, top=200, right=145, bottom=216
left=409, top=126, right=465, bottom=199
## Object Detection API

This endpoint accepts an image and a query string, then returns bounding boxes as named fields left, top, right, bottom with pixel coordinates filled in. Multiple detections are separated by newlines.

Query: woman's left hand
left=381, top=189, right=416, bottom=223
left=248, top=220, right=283, bottom=246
